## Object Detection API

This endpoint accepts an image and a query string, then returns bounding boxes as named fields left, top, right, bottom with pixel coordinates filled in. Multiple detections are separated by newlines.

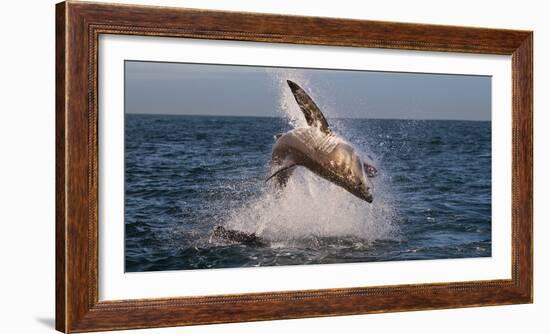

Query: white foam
left=225, top=169, right=398, bottom=242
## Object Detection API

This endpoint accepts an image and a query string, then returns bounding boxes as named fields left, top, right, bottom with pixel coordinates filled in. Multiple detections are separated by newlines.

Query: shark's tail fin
left=287, top=80, right=331, bottom=134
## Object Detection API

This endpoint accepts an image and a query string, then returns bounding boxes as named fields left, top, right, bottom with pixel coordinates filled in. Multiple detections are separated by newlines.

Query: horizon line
left=125, top=112, right=491, bottom=122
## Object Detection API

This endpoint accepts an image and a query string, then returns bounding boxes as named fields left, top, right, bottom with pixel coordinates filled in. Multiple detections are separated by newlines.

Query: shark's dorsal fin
left=287, top=80, right=331, bottom=134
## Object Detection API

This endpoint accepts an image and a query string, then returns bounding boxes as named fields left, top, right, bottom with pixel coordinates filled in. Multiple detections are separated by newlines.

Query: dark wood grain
left=55, top=2, right=67, bottom=332
left=56, top=1, right=533, bottom=332
left=511, top=34, right=533, bottom=301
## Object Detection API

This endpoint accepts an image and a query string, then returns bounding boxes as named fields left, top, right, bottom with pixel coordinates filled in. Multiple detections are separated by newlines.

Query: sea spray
left=271, top=69, right=311, bottom=128
left=224, top=168, right=398, bottom=243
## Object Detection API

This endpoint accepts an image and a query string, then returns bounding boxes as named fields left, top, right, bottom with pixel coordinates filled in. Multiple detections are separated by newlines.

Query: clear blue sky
left=125, top=60, right=491, bottom=121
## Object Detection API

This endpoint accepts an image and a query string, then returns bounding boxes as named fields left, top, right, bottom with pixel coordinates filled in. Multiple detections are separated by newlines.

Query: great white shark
left=211, top=80, right=378, bottom=246
left=268, top=80, right=377, bottom=203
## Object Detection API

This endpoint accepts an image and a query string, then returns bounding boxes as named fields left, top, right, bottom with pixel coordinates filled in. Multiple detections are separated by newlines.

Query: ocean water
left=125, top=114, right=491, bottom=272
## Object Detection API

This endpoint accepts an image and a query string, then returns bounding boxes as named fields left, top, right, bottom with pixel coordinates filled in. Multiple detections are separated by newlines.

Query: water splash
left=222, top=72, right=399, bottom=245
left=225, top=168, right=398, bottom=242
left=271, top=69, right=312, bottom=128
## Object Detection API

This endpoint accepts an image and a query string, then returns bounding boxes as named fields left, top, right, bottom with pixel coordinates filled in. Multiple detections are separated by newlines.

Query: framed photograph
left=56, top=1, right=532, bottom=332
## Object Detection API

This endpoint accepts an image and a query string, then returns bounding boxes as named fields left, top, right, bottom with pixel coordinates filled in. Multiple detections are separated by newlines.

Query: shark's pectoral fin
left=287, top=80, right=331, bottom=134
left=266, top=162, right=297, bottom=187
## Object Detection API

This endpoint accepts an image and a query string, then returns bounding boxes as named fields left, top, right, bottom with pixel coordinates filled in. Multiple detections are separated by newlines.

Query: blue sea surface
left=125, top=114, right=491, bottom=272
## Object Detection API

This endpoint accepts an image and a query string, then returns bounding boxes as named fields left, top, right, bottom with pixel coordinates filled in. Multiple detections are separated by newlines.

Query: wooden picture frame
left=56, top=1, right=532, bottom=332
